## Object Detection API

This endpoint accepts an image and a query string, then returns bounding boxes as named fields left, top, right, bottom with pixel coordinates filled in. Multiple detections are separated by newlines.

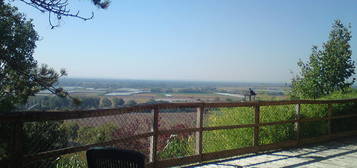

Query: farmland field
left=23, top=78, right=289, bottom=111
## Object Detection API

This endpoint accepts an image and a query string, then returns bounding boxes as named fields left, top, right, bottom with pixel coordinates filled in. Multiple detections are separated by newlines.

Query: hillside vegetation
left=203, top=89, right=357, bottom=153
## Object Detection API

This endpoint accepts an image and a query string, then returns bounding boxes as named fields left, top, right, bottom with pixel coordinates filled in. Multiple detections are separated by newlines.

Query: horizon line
left=61, top=76, right=290, bottom=84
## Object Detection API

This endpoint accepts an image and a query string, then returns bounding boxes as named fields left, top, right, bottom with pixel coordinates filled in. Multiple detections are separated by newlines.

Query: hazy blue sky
left=12, top=0, right=357, bottom=82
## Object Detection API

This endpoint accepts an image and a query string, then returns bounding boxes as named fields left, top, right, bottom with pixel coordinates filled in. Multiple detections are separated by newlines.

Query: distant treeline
left=150, top=87, right=218, bottom=93
left=18, top=96, right=129, bottom=111
left=150, top=86, right=285, bottom=96
left=59, top=78, right=287, bottom=89
left=17, top=96, right=194, bottom=113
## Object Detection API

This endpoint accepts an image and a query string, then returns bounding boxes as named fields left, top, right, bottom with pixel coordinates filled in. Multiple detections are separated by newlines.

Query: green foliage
left=203, top=106, right=291, bottom=151
left=18, top=96, right=100, bottom=111
left=330, top=102, right=357, bottom=132
left=0, top=3, right=67, bottom=112
left=206, top=107, right=254, bottom=127
left=0, top=123, right=11, bottom=159
left=260, top=124, right=295, bottom=145
left=204, top=92, right=357, bottom=152
left=23, top=121, right=69, bottom=168
left=158, top=135, right=194, bottom=159
left=99, top=97, right=112, bottom=108
left=53, top=123, right=118, bottom=167
left=0, top=2, right=111, bottom=168
left=204, top=107, right=254, bottom=152
left=204, top=128, right=253, bottom=153
left=321, top=89, right=357, bottom=133
left=259, top=105, right=296, bottom=144
left=24, top=121, right=69, bottom=153
left=299, top=104, right=328, bottom=138
left=320, top=88, right=357, bottom=100
left=76, top=123, right=117, bottom=144
left=1, top=121, right=70, bottom=167
left=77, top=97, right=100, bottom=109
left=126, top=100, right=137, bottom=106
left=55, top=152, right=87, bottom=168
left=291, top=20, right=355, bottom=99
left=61, top=122, right=80, bottom=141
left=146, top=99, right=158, bottom=104
left=111, top=97, right=125, bottom=107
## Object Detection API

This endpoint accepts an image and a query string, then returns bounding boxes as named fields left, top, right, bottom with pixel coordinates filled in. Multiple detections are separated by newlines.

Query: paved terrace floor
left=188, top=136, right=357, bottom=168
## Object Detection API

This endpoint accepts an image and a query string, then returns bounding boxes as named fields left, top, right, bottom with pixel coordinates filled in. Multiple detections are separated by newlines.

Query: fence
left=0, top=98, right=357, bottom=168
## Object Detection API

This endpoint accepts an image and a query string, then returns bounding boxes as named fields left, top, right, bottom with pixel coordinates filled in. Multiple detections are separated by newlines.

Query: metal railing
left=1, top=98, right=357, bottom=168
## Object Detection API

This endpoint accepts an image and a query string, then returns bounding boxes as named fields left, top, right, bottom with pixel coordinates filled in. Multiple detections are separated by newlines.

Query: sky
left=11, top=0, right=357, bottom=83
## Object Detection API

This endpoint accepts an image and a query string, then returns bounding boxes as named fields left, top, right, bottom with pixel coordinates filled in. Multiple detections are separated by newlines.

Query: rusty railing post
left=253, top=105, right=260, bottom=147
left=9, top=121, right=24, bottom=168
left=195, top=104, right=204, bottom=162
left=295, top=104, right=301, bottom=145
left=149, top=105, right=159, bottom=167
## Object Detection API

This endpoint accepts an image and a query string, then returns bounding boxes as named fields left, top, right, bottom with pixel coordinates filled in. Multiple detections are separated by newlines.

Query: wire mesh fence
left=203, top=128, right=254, bottom=153
left=17, top=107, right=153, bottom=168
left=23, top=121, right=69, bottom=155
left=111, top=137, right=151, bottom=162
left=300, top=104, right=329, bottom=138
left=331, top=102, right=357, bottom=133
left=259, top=105, right=296, bottom=145
left=259, top=124, right=295, bottom=145
left=0, top=122, right=13, bottom=163
left=155, top=106, right=197, bottom=165
left=22, top=108, right=153, bottom=155
left=260, top=105, right=296, bottom=123
left=204, top=107, right=254, bottom=127
left=301, top=104, right=328, bottom=118
left=157, top=133, right=195, bottom=160
left=158, top=107, right=197, bottom=131
left=1, top=99, right=357, bottom=168
left=24, top=151, right=87, bottom=168
left=202, top=106, right=254, bottom=153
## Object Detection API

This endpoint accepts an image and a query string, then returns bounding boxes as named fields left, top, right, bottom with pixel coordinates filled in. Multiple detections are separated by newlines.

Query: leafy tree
left=111, top=97, right=125, bottom=108
left=0, top=5, right=76, bottom=167
left=79, top=97, right=100, bottom=109
left=291, top=20, right=355, bottom=99
left=100, top=97, right=112, bottom=108
left=0, top=3, right=71, bottom=113
left=23, top=121, right=70, bottom=168
left=126, top=100, right=137, bottom=106
left=146, top=99, right=157, bottom=104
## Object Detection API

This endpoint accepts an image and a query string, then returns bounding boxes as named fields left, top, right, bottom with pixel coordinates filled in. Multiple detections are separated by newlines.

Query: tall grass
left=203, top=89, right=357, bottom=153
left=203, top=106, right=296, bottom=152
left=203, top=107, right=253, bottom=153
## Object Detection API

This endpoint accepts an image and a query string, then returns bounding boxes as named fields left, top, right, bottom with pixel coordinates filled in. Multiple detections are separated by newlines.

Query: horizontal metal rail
left=1, top=98, right=356, bottom=168
left=1, top=98, right=356, bottom=122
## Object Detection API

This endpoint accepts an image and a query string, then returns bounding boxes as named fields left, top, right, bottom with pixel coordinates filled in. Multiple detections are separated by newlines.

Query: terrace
left=1, top=98, right=357, bottom=168
left=192, top=136, right=357, bottom=168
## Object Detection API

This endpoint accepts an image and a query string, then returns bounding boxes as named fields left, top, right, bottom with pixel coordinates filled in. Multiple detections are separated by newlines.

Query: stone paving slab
left=190, top=137, right=357, bottom=168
